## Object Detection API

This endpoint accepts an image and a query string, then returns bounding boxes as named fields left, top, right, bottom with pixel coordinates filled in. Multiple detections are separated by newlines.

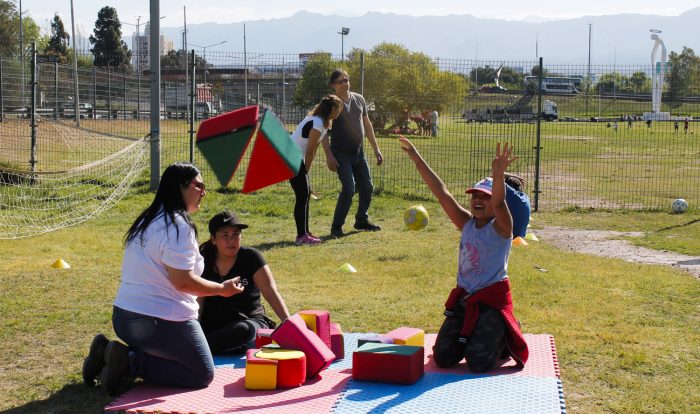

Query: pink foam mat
left=104, top=368, right=352, bottom=414
left=423, top=333, right=561, bottom=378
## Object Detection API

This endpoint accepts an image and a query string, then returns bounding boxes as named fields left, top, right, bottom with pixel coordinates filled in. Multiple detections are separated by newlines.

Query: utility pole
left=149, top=0, right=161, bottom=190
left=244, top=24, right=248, bottom=106
left=586, top=23, right=592, bottom=116
left=70, top=0, right=80, bottom=126
left=19, top=0, right=24, bottom=108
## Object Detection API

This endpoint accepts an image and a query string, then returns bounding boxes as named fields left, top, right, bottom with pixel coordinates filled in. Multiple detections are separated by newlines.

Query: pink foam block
left=352, top=343, right=424, bottom=385
left=298, top=310, right=332, bottom=349
left=386, top=327, right=425, bottom=346
left=271, top=314, right=335, bottom=379
left=330, top=323, right=344, bottom=360
left=255, top=328, right=275, bottom=348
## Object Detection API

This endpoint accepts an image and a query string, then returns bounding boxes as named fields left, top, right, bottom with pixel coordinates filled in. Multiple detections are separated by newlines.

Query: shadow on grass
left=656, top=218, right=700, bottom=232
left=4, top=383, right=114, bottom=414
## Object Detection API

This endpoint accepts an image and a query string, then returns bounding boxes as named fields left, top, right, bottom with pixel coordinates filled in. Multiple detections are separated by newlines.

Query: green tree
left=344, top=42, right=466, bottom=123
left=161, top=49, right=208, bottom=70
left=45, top=14, right=70, bottom=60
left=629, top=71, right=650, bottom=94
left=0, top=0, right=18, bottom=56
left=665, top=47, right=700, bottom=110
left=89, top=6, right=131, bottom=68
left=292, top=52, right=336, bottom=110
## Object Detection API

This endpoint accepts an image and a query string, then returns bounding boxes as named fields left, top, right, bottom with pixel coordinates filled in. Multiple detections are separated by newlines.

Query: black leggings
left=289, top=162, right=311, bottom=237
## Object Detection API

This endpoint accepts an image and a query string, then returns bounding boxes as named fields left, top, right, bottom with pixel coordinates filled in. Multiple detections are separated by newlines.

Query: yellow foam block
left=245, top=349, right=278, bottom=390
left=299, top=313, right=317, bottom=333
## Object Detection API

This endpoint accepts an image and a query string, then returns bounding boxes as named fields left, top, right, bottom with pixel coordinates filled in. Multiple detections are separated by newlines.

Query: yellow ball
left=404, top=205, right=429, bottom=230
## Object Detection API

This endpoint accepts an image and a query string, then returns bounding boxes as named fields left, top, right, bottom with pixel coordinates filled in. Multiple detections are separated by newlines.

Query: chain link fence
left=1, top=50, right=698, bottom=211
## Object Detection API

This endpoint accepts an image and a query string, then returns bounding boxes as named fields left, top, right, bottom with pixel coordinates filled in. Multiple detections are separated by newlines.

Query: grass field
left=0, top=180, right=698, bottom=413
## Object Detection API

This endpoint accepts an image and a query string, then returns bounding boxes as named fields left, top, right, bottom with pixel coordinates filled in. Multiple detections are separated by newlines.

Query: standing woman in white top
left=82, top=162, right=244, bottom=396
left=289, top=95, right=343, bottom=245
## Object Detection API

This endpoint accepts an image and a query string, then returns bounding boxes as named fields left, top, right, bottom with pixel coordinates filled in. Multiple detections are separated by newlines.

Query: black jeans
left=433, top=302, right=506, bottom=373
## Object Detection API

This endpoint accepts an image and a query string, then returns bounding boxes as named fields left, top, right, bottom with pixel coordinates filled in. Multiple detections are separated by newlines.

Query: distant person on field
left=423, top=109, right=431, bottom=136
left=674, top=121, right=679, bottom=133
left=646, top=119, right=652, bottom=128
left=399, top=136, right=528, bottom=373
left=288, top=94, right=343, bottom=245
left=322, top=69, right=384, bottom=238
left=627, top=116, right=633, bottom=129
left=199, top=211, right=291, bottom=354
left=684, top=118, right=689, bottom=134
left=82, top=163, right=243, bottom=396
left=430, top=109, right=439, bottom=137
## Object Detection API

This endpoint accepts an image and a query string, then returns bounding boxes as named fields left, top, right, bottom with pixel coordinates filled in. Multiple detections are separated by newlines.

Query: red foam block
left=352, top=343, right=424, bottom=385
left=271, top=314, right=335, bottom=379
left=330, top=323, right=344, bottom=360
left=196, top=105, right=259, bottom=141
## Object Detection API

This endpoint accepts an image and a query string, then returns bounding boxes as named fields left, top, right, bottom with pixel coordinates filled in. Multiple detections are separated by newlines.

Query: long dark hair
left=310, top=94, right=343, bottom=128
left=125, top=162, right=200, bottom=245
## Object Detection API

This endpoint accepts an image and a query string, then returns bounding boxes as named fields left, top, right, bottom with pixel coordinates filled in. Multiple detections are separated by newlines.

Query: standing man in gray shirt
left=322, top=69, right=384, bottom=237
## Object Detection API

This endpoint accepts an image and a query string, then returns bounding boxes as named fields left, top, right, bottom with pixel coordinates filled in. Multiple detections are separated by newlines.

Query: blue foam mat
left=332, top=373, right=566, bottom=414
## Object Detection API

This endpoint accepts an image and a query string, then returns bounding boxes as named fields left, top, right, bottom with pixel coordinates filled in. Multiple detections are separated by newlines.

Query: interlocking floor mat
left=105, top=333, right=565, bottom=414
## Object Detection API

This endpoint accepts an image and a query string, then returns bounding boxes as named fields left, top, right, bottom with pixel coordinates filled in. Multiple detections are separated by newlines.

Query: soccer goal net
left=0, top=119, right=148, bottom=239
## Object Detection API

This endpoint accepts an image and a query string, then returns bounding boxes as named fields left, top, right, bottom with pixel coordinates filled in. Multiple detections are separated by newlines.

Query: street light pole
left=338, top=27, right=349, bottom=61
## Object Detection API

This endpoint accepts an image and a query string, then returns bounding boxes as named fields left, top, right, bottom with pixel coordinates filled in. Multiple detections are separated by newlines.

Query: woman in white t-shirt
left=82, top=162, right=244, bottom=396
left=289, top=95, right=343, bottom=245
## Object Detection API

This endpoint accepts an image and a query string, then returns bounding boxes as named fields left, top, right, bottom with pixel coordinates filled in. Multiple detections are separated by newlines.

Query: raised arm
left=491, top=143, right=517, bottom=238
left=399, top=136, right=471, bottom=229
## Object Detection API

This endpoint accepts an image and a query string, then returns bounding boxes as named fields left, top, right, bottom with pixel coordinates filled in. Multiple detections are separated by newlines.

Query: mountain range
left=149, top=8, right=700, bottom=65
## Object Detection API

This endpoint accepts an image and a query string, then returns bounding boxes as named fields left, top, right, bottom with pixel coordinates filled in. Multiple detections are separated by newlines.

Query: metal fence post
left=123, top=69, right=127, bottom=120
left=54, top=61, right=58, bottom=119
left=30, top=43, right=37, bottom=173
left=360, top=52, right=365, bottom=96
left=107, top=65, right=112, bottom=121
left=137, top=62, right=141, bottom=119
left=189, top=50, right=195, bottom=163
left=533, top=57, right=544, bottom=212
left=1, top=58, right=4, bottom=122
left=92, top=66, right=97, bottom=119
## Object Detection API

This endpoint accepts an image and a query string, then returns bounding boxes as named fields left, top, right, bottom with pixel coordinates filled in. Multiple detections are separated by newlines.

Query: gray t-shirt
left=330, top=92, right=367, bottom=153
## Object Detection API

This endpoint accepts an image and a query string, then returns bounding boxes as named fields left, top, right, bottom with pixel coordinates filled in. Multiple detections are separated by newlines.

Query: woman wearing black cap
left=198, top=211, right=291, bottom=354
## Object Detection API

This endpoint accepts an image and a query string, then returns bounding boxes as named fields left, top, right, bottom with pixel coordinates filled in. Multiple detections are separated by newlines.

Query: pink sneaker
left=306, top=233, right=322, bottom=242
left=295, top=234, right=322, bottom=246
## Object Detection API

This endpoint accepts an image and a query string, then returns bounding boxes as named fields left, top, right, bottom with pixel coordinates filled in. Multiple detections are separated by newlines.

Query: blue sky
left=19, top=0, right=700, bottom=38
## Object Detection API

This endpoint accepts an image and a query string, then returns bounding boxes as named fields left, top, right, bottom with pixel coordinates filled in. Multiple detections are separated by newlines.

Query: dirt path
left=535, top=226, right=700, bottom=280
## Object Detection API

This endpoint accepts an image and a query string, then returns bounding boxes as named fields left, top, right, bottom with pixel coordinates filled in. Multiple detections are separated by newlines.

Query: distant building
left=131, top=23, right=174, bottom=72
